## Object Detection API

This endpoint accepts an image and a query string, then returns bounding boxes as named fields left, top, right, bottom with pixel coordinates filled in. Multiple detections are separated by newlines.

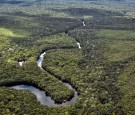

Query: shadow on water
left=11, top=84, right=77, bottom=106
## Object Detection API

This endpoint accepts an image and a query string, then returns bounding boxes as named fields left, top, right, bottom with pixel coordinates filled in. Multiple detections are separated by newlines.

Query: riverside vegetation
left=0, top=0, right=135, bottom=114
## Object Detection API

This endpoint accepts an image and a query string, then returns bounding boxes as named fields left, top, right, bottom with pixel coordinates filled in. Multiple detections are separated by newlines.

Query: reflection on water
left=11, top=85, right=57, bottom=106
left=19, top=61, right=24, bottom=66
left=83, top=21, right=86, bottom=27
left=11, top=84, right=77, bottom=106
left=77, top=42, right=81, bottom=49
left=37, top=52, right=46, bottom=68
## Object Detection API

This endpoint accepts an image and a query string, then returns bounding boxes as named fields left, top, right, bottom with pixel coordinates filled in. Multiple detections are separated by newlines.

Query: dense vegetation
left=1, top=0, right=135, bottom=114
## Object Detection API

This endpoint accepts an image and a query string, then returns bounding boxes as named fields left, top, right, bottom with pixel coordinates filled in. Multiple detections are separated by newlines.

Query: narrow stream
left=19, top=61, right=24, bottom=66
left=77, top=42, right=82, bottom=49
left=83, top=21, right=86, bottom=27
left=37, top=52, right=46, bottom=68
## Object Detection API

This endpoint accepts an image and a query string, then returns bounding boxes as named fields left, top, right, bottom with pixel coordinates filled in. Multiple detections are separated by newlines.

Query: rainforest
left=0, top=0, right=135, bottom=114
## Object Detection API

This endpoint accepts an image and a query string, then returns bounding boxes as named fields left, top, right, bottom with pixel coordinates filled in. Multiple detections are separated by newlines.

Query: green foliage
left=96, top=29, right=135, bottom=41
left=0, top=61, right=74, bottom=103
left=1, top=0, right=135, bottom=114
left=42, top=49, right=84, bottom=88
left=96, top=29, right=135, bottom=62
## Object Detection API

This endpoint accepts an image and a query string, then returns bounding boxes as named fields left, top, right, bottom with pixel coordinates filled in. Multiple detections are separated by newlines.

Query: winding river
left=11, top=84, right=77, bottom=106
left=11, top=42, right=81, bottom=106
